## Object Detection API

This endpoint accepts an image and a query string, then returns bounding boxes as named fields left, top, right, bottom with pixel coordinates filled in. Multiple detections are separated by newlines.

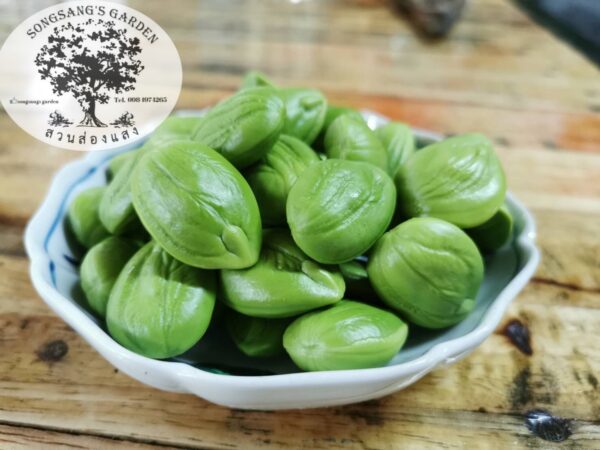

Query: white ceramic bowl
left=25, top=110, right=540, bottom=410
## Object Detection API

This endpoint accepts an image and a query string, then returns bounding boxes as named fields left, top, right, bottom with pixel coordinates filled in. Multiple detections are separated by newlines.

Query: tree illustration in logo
left=35, top=19, right=144, bottom=127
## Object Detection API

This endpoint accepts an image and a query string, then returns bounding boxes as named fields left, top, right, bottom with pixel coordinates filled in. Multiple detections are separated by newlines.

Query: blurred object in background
left=391, top=0, right=467, bottom=39
left=513, top=0, right=600, bottom=66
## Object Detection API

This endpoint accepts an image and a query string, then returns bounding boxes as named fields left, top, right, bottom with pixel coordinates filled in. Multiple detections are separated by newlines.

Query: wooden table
left=1, top=0, right=599, bottom=448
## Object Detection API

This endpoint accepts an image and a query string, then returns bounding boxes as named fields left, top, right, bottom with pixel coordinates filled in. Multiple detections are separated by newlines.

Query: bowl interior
left=36, top=114, right=529, bottom=376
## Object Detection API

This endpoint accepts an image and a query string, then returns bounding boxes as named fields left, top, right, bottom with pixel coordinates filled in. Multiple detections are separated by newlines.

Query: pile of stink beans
left=67, top=71, right=512, bottom=372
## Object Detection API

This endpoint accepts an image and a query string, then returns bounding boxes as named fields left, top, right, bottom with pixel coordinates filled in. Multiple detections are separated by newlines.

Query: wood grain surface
left=0, top=0, right=599, bottom=448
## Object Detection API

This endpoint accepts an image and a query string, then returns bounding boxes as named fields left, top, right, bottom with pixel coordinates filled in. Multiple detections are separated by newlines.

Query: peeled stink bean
left=368, top=217, right=484, bottom=329
left=283, top=300, right=409, bottom=371
left=131, top=141, right=262, bottom=269
left=287, top=159, right=396, bottom=264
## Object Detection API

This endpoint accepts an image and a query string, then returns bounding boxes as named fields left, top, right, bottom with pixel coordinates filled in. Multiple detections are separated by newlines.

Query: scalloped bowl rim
left=24, top=109, right=540, bottom=409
